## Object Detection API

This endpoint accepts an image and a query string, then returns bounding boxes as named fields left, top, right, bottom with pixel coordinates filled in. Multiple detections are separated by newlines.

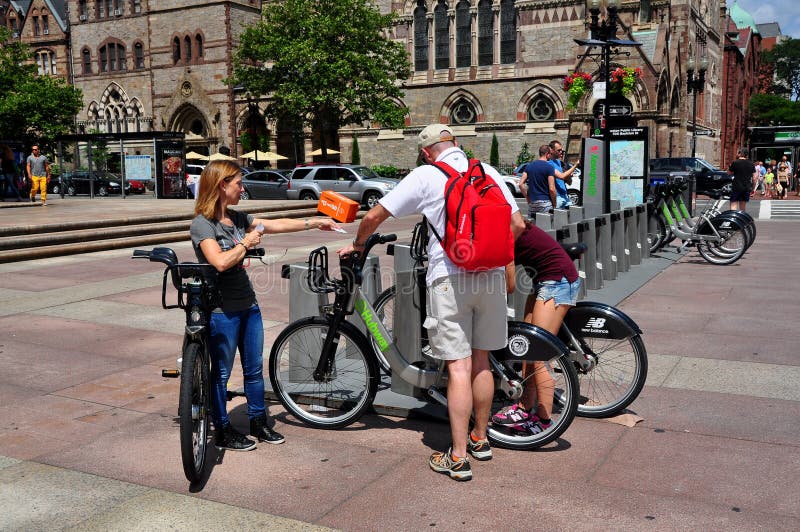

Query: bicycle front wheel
left=269, top=317, right=379, bottom=429
left=487, top=354, right=579, bottom=450
left=647, top=212, right=667, bottom=253
left=574, top=334, right=648, bottom=418
left=179, top=342, right=210, bottom=483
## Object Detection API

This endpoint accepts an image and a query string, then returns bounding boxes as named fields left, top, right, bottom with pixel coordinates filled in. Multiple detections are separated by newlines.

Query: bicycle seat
left=561, top=242, right=587, bottom=261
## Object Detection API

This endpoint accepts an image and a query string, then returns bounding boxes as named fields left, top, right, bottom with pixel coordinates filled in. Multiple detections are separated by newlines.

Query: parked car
left=649, top=157, right=734, bottom=197
left=186, top=164, right=205, bottom=199
left=286, top=164, right=399, bottom=208
left=127, top=178, right=150, bottom=194
left=62, top=171, right=130, bottom=196
left=240, top=170, right=289, bottom=200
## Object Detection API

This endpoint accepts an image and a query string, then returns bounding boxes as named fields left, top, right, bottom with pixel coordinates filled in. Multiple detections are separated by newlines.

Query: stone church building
left=1, top=1, right=761, bottom=171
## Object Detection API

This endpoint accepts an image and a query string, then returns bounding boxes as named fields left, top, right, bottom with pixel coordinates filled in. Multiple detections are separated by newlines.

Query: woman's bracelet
left=237, top=241, right=248, bottom=251
left=305, top=218, right=311, bottom=230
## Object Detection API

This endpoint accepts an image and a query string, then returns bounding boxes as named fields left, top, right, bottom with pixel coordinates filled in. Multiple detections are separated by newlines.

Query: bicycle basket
left=307, top=246, right=335, bottom=293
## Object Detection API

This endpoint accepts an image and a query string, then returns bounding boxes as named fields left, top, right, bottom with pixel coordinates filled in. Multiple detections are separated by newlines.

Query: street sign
left=608, top=105, right=632, bottom=116
left=694, top=129, right=714, bottom=136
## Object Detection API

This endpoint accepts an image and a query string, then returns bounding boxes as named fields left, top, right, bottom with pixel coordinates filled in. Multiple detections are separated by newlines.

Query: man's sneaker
left=467, top=434, right=492, bottom=461
left=215, top=424, right=256, bottom=452
left=514, top=418, right=553, bottom=435
left=429, top=448, right=472, bottom=481
left=491, top=403, right=532, bottom=426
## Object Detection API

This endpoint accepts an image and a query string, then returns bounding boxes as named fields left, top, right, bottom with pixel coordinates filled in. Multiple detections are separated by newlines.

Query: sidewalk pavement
left=1, top=198, right=799, bottom=530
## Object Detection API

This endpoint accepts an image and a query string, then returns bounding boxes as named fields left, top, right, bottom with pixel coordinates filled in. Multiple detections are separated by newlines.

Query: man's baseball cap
left=417, top=124, right=455, bottom=150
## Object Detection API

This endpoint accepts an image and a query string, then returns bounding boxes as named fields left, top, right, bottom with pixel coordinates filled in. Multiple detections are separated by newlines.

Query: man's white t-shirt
left=379, top=147, right=519, bottom=285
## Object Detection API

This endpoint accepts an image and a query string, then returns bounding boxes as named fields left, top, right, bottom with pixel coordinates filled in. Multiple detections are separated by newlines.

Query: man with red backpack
left=340, top=124, right=525, bottom=481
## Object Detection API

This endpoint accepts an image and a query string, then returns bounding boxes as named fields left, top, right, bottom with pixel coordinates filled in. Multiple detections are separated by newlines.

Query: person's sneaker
left=215, top=424, right=257, bottom=452
left=467, top=433, right=492, bottom=461
left=30, top=197, right=35, bottom=203
left=491, top=403, right=532, bottom=426
left=250, top=415, right=285, bottom=444
left=514, top=418, right=553, bottom=435
left=429, top=448, right=472, bottom=481
left=41, top=201, right=47, bottom=206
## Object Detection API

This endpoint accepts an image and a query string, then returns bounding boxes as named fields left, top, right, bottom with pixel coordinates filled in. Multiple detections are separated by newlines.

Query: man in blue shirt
left=548, top=140, right=580, bottom=209
left=520, top=144, right=556, bottom=216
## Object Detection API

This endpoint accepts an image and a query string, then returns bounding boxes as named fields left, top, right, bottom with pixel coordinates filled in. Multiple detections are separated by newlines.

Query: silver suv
left=286, top=165, right=399, bottom=208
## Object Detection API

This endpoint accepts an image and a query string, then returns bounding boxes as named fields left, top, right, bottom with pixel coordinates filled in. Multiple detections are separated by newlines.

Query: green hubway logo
left=355, top=299, right=389, bottom=352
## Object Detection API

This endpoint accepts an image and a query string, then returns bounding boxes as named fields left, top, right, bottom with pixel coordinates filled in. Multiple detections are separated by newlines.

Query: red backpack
left=429, top=159, right=514, bottom=271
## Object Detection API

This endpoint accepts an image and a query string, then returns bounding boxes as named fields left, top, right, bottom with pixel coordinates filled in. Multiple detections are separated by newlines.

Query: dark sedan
left=63, top=171, right=131, bottom=196
left=240, top=170, right=289, bottom=200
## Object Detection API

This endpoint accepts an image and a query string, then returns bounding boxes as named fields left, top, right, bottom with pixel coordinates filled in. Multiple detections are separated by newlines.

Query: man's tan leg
left=445, top=356, right=473, bottom=458
left=470, top=349, right=493, bottom=440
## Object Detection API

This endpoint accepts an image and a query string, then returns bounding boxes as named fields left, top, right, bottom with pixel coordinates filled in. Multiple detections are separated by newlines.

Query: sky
left=732, top=0, right=800, bottom=39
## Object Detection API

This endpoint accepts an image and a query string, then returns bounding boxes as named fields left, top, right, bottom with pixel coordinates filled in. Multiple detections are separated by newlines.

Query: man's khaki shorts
left=424, top=270, right=508, bottom=361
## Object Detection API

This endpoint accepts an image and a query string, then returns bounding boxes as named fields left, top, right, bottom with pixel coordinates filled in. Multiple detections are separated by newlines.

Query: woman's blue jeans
left=208, top=305, right=265, bottom=428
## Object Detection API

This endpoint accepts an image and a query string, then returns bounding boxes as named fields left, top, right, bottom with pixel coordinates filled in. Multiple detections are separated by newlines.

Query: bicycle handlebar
left=305, top=233, right=397, bottom=294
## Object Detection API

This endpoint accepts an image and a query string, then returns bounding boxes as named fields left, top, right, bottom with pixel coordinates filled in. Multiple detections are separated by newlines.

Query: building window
left=79, top=0, right=88, bottom=17
left=106, top=0, right=114, bottom=16
left=133, top=0, right=141, bottom=14
left=173, top=37, right=181, bottom=64
left=134, top=42, right=144, bottom=69
left=117, top=43, right=126, bottom=70
left=99, top=43, right=126, bottom=72
left=98, top=1, right=105, bottom=19
left=82, top=48, right=92, bottom=74
left=455, top=1, right=471, bottom=68
left=36, top=50, right=56, bottom=75
left=184, top=35, right=192, bottom=62
left=500, top=0, right=516, bottom=64
left=413, top=1, right=428, bottom=72
left=33, top=16, right=40, bottom=37
left=528, top=96, right=555, bottom=122
left=450, top=98, right=477, bottom=125
left=477, top=0, right=493, bottom=66
left=42, top=15, right=49, bottom=34
left=639, top=0, right=652, bottom=23
left=434, top=0, right=448, bottom=70
left=195, top=34, right=203, bottom=58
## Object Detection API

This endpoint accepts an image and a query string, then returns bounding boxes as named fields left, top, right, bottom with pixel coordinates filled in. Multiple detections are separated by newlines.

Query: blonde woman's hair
left=194, top=160, right=241, bottom=220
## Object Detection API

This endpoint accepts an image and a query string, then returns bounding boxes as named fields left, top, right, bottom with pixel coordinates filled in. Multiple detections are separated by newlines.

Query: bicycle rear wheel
left=647, top=212, right=667, bottom=253
left=179, top=342, right=210, bottom=483
left=696, top=218, right=747, bottom=265
left=269, top=317, right=379, bottom=429
left=487, top=353, right=578, bottom=450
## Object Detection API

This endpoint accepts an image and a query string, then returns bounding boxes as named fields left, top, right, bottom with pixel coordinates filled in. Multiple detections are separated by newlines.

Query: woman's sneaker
left=215, top=424, right=257, bottom=452
left=467, top=433, right=492, bottom=461
left=491, top=403, right=532, bottom=426
left=429, top=448, right=472, bottom=481
left=514, top=418, right=553, bottom=435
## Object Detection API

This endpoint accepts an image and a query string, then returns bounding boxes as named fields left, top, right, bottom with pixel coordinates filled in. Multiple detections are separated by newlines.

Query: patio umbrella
left=309, top=148, right=340, bottom=156
left=240, top=150, right=288, bottom=161
left=185, top=151, right=209, bottom=161
left=208, top=153, right=237, bottom=161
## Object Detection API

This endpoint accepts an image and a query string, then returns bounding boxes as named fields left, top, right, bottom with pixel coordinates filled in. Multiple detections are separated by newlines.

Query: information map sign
left=607, top=127, right=648, bottom=210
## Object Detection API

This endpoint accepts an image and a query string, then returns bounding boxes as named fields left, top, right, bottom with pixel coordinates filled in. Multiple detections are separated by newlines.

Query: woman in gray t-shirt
left=190, top=160, right=339, bottom=451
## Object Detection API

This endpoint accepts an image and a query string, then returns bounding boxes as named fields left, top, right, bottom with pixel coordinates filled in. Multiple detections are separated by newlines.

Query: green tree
left=351, top=134, right=361, bottom=165
left=762, top=37, right=800, bottom=100
left=0, top=28, right=83, bottom=149
left=230, top=0, right=411, bottom=159
left=516, top=143, right=532, bottom=166
left=748, top=93, right=800, bottom=125
left=489, top=133, right=500, bottom=167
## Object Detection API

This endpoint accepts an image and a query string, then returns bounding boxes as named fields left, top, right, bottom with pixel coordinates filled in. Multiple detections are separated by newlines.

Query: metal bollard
left=610, top=210, right=627, bottom=273
left=389, top=243, right=423, bottom=395
left=637, top=204, right=650, bottom=259
left=535, top=212, right=553, bottom=230
left=625, top=207, right=641, bottom=266
left=568, top=206, right=585, bottom=224
left=552, top=209, right=570, bottom=231
left=577, top=218, right=602, bottom=290
left=596, top=213, right=616, bottom=280
left=281, top=263, right=330, bottom=381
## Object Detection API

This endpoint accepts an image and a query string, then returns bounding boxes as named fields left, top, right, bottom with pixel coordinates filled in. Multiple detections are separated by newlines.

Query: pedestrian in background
left=520, top=145, right=557, bottom=216
left=763, top=165, right=774, bottom=199
left=547, top=140, right=580, bottom=209
left=26, top=145, right=50, bottom=206
left=776, top=159, right=790, bottom=200
left=727, top=148, right=755, bottom=211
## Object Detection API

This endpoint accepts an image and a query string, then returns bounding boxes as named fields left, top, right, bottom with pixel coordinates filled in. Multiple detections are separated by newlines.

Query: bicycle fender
left=494, top=321, right=569, bottom=362
left=694, top=215, right=743, bottom=236
left=563, top=301, right=641, bottom=339
left=713, top=210, right=752, bottom=226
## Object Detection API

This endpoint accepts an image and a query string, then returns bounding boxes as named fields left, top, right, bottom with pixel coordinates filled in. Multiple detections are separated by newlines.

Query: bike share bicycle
left=132, top=245, right=265, bottom=483
left=647, top=179, right=755, bottom=265
left=268, top=231, right=580, bottom=449
left=372, top=220, right=648, bottom=418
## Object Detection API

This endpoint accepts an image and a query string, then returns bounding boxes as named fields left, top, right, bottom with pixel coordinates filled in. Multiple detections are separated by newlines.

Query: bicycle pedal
left=162, top=369, right=180, bottom=378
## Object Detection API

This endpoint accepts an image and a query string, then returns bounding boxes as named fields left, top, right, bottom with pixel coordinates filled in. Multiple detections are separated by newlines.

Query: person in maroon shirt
left=494, top=222, right=581, bottom=435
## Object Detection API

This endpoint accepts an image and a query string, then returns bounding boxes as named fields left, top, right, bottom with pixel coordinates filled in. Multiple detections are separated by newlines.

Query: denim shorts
left=536, top=276, right=581, bottom=306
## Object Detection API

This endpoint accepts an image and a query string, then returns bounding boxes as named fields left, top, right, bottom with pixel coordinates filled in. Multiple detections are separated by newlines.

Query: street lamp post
left=687, top=57, right=708, bottom=159
left=587, top=0, right=621, bottom=129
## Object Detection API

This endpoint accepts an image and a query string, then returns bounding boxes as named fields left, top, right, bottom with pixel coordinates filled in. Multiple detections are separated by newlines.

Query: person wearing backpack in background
left=339, top=124, right=525, bottom=481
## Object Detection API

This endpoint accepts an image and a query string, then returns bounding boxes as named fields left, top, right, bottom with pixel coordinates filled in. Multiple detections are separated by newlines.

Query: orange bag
left=317, top=191, right=359, bottom=223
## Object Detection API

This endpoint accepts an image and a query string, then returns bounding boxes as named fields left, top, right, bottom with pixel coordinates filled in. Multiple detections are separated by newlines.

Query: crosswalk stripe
left=759, top=200, right=800, bottom=219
